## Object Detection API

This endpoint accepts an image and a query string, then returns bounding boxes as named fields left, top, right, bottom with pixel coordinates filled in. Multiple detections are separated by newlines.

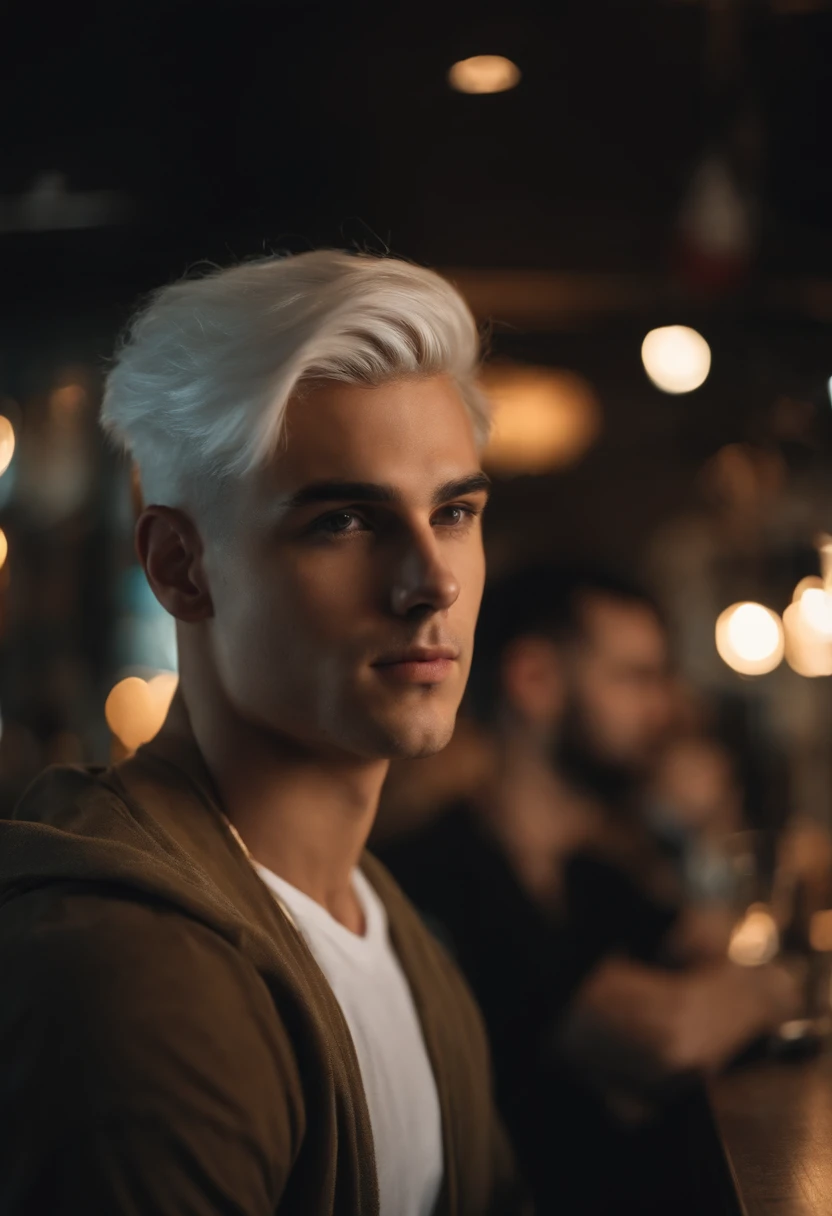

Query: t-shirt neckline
left=253, top=863, right=387, bottom=960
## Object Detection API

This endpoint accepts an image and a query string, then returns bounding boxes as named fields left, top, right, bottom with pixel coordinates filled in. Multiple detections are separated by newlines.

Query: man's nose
left=389, top=529, right=460, bottom=617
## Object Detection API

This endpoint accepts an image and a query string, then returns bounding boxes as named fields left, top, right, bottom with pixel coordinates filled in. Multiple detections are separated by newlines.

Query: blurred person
left=380, top=565, right=799, bottom=1215
left=545, top=568, right=676, bottom=812
left=648, top=734, right=746, bottom=955
left=0, top=252, right=530, bottom=1215
left=650, top=735, right=744, bottom=852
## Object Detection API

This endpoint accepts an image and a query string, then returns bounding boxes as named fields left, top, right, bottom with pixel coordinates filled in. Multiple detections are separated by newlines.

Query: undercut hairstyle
left=100, top=250, right=490, bottom=512
left=467, top=562, right=666, bottom=724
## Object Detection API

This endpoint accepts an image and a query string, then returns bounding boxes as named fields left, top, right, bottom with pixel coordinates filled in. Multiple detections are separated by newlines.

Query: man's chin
left=370, top=711, right=457, bottom=762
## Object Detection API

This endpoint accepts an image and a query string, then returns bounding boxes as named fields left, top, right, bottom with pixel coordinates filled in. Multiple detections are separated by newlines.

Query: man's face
left=564, top=595, right=673, bottom=781
left=203, top=375, right=488, bottom=761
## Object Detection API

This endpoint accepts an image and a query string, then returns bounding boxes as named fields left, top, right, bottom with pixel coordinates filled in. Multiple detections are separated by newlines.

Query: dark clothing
left=0, top=735, right=527, bottom=1216
left=380, top=804, right=713, bottom=1216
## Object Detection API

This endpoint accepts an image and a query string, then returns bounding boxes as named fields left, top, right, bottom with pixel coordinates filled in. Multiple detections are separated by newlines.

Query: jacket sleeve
left=0, top=893, right=304, bottom=1215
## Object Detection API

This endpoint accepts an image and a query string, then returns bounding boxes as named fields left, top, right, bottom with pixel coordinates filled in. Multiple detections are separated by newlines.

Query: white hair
left=100, top=250, right=490, bottom=509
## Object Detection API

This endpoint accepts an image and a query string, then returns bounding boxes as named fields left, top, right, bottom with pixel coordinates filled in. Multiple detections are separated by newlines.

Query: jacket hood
left=0, top=736, right=310, bottom=977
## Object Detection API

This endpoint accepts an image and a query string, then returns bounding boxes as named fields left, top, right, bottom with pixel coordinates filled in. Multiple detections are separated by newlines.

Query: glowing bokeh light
left=810, top=909, right=832, bottom=952
left=715, top=602, right=784, bottom=676
left=0, top=416, right=15, bottom=477
left=793, top=575, right=824, bottom=603
left=641, top=325, right=711, bottom=394
left=0, top=529, right=7, bottom=571
left=105, top=671, right=179, bottom=753
left=147, top=670, right=179, bottom=719
left=728, top=905, right=779, bottom=966
left=480, top=364, right=601, bottom=475
left=799, top=588, right=832, bottom=637
left=448, top=55, right=521, bottom=94
left=783, top=600, right=832, bottom=677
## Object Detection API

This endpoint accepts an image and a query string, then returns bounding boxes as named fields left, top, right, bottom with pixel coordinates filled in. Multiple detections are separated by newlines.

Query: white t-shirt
left=254, top=862, right=444, bottom=1216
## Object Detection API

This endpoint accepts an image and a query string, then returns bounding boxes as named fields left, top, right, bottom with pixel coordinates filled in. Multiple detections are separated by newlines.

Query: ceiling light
left=448, top=55, right=521, bottom=95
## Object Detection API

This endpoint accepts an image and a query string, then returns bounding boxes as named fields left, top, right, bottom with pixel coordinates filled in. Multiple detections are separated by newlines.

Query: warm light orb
left=0, top=416, right=15, bottom=477
left=783, top=600, right=832, bottom=677
left=105, top=671, right=179, bottom=753
left=480, top=364, right=600, bottom=475
left=799, top=588, right=832, bottom=637
left=0, top=529, right=7, bottom=570
left=641, top=325, right=711, bottom=394
left=729, top=904, right=779, bottom=966
left=147, top=670, right=179, bottom=719
left=810, top=909, right=832, bottom=952
left=785, top=578, right=832, bottom=675
left=448, top=55, right=521, bottom=95
left=715, top=602, right=784, bottom=676
left=793, top=575, right=824, bottom=603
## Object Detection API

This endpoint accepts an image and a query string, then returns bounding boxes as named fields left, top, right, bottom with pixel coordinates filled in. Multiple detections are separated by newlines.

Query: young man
left=381, top=565, right=798, bottom=1215
left=0, top=252, right=527, bottom=1215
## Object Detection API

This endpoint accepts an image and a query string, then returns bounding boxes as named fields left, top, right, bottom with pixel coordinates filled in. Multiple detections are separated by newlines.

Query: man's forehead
left=284, top=372, right=475, bottom=442
left=245, top=376, right=486, bottom=519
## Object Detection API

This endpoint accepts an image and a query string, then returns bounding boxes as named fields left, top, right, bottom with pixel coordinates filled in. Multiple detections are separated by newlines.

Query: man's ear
left=501, top=635, right=565, bottom=728
left=135, top=506, right=214, bottom=623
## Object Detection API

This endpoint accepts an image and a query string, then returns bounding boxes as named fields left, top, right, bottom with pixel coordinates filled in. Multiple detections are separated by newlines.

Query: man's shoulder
left=0, top=893, right=305, bottom=1211
left=12, top=761, right=118, bottom=826
left=1, top=888, right=293, bottom=1069
left=0, top=887, right=303, bottom=1130
left=1, top=883, right=247, bottom=980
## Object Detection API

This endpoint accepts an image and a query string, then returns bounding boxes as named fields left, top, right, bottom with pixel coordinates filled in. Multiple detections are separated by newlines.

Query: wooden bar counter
left=709, top=1051, right=832, bottom=1216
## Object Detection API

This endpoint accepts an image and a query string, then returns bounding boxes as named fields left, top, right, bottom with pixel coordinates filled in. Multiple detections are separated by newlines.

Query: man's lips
left=372, top=647, right=458, bottom=685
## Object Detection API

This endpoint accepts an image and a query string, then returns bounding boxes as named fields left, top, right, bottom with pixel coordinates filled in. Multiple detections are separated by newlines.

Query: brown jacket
left=0, top=733, right=528, bottom=1215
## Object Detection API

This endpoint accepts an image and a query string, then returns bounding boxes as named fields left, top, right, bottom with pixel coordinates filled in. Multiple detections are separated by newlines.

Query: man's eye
left=313, top=511, right=366, bottom=536
left=434, top=505, right=477, bottom=528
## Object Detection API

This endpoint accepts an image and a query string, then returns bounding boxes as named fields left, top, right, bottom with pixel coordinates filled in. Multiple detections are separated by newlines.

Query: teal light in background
left=114, top=566, right=177, bottom=674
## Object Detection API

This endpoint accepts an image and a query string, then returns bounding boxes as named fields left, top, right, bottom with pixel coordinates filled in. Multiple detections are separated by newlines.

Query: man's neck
left=159, top=691, right=388, bottom=932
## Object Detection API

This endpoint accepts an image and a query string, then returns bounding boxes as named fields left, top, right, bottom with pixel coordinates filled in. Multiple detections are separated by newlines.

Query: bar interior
left=3, top=2, right=832, bottom=1213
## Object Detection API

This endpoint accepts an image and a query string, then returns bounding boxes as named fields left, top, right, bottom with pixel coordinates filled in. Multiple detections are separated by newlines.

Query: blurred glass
left=722, top=830, right=778, bottom=914
left=713, top=825, right=832, bottom=1039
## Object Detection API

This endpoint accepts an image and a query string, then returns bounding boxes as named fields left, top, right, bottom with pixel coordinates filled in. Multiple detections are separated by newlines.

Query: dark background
left=2, top=0, right=832, bottom=814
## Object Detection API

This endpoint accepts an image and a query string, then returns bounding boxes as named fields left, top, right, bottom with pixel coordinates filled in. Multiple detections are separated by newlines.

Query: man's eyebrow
left=430, top=472, right=492, bottom=506
left=276, top=472, right=491, bottom=514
